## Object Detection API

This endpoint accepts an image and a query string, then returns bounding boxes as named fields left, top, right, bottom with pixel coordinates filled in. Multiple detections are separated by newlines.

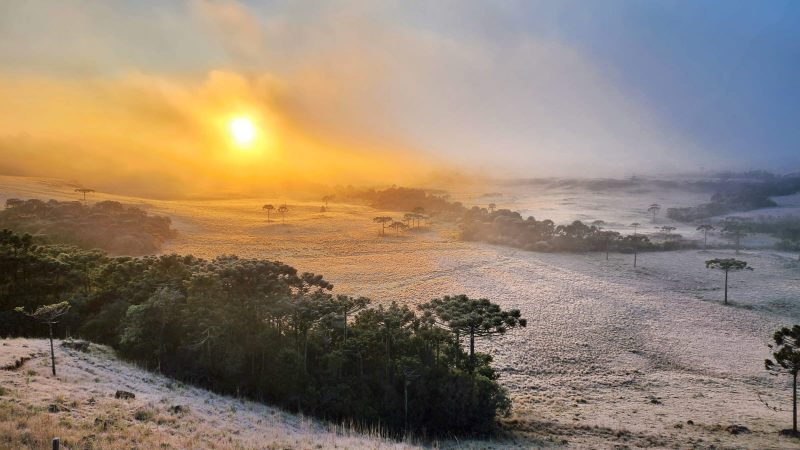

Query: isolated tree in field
left=697, top=224, right=715, bottom=250
left=599, top=230, right=621, bottom=260
left=628, top=234, right=648, bottom=268
left=322, top=195, right=335, bottom=209
left=373, top=216, right=392, bottom=235
left=262, top=204, right=274, bottom=222
left=488, top=203, right=496, bottom=213
left=75, top=188, right=95, bottom=202
left=721, top=217, right=751, bottom=254
left=420, top=295, right=526, bottom=372
left=15, top=301, right=71, bottom=376
left=765, top=325, right=800, bottom=434
left=390, top=220, right=408, bottom=236
left=705, top=258, right=752, bottom=304
left=631, top=222, right=641, bottom=235
left=647, top=203, right=661, bottom=222
left=277, top=204, right=289, bottom=224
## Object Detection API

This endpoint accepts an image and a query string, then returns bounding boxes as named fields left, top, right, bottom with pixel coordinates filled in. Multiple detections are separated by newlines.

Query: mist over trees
left=0, top=199, right=176, bottom=255
left=459, top=208, right=694, bottom=254
left=666, top=172, right=800, bottom=223
left=343, top=186, right=465, bottom=220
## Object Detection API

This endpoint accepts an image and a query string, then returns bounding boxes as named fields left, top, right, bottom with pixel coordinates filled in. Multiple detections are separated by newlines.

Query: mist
left=1, top=0, right=797, bottom=198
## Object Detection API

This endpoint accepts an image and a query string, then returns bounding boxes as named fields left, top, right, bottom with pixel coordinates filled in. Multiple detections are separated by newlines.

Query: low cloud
left=0, top=0, right=711, bottom=197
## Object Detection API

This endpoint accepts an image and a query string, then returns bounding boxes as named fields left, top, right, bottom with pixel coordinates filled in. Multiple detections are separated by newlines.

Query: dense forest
left=0, top=199, right=176, bottom=255
left=0, top=229, right=521, bottom=437
left=459, top=208, right=695, bottom=253
left=667, top=173, right=800, bottom=222
left=340, top=186, right=467, bottom=220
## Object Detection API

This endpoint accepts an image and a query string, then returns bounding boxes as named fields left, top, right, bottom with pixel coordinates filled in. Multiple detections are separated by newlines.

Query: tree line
left=459, top=208, right=695, bottom=254
left=1, top=199, right=176, bottom=255
left=1, top=229, right=524, bottom=437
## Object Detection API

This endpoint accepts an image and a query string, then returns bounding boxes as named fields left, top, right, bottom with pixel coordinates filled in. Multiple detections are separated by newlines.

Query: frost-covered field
left=0, top=338, right=420, bottom=449
left=3, top=175, right=800, bottom=448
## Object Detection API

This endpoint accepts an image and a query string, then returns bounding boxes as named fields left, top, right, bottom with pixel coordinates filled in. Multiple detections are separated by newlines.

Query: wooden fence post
left=52, top=437, right=60, bottom=450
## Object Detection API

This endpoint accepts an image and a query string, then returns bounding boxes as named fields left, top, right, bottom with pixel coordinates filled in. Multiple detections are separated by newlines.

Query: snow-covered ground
left=3, top=175, right=800, bottom=448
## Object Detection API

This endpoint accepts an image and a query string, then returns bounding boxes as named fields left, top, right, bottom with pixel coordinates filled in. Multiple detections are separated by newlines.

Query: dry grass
left=0, top=339, right=420, bottom=450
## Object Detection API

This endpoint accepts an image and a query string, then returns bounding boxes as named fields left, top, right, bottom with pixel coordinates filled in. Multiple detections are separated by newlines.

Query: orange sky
left=0, top=69, right=438, bottom=198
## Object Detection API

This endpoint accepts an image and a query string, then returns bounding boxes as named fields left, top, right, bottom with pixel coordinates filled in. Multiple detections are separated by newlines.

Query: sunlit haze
left=1, top=0, right=798, bottom=196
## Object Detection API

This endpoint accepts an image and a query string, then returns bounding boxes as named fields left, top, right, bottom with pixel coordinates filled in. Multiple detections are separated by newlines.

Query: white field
left=2, top=175, right=800, bottom=448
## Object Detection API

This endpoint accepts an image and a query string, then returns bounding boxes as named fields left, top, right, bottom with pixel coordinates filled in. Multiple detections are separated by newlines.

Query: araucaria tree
left=373, top=216, right=392, bottom=235
left=628, top=223, right=643, bottom=267
left=705, top=258, right=752, bottom=304
left=599, top=230, right=621, bottom=260
left=696, top=224, right=714, bottom=250
left=277, top=204, right=289, bottom=224
left=721, top=217, right=751, bottom=254
left=627, top=234, right=649, bottom=268
left=75, top=188, right=95, bottom=202
left=420, top=295, right=526, bottom=372
left=765, top=325, right=800, bottom=434
left=647, top=203, right=661, bottom=223
left=15, top=301, right=71, bottom=376
left=630, top=222, right=641, bottom=235
left=390, top=220, right=408, bottom=236
left=262, top=204, right=274, bottom=222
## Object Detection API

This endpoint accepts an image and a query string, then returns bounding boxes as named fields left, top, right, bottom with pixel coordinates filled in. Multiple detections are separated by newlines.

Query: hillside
left=0, top=338, right=419, bottom=450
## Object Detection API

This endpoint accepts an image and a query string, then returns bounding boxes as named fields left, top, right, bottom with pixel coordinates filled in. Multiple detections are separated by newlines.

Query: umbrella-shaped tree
left=705, top=258, right=752, bottom=304
left=696, top=224, right=715, bottom=250
left=766, top=325, right=800, bottom=435
left=15, top=301, right=71, bottom=376
left=420, top=295, right=526, bottom=372
left=75, top=188, right=95, bottom=202
left=277, top=204, right=289, bottom=224
left=647, top=203, right=661, bottom=222
left=373, top=216, right=392, bottom=236
left=262, top=204, right=274, bottom=222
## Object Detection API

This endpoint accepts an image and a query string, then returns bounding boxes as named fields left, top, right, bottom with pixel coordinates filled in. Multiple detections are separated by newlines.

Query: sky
left=0, top=0, right=798, bottom=196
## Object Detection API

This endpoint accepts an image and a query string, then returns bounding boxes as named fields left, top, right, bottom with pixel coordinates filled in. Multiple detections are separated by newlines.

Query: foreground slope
left=0, top=339, right=415, bottom=450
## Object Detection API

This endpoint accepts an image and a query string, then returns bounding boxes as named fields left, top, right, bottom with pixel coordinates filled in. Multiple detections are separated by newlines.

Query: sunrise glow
left=229, top=117, right=256, bottom=148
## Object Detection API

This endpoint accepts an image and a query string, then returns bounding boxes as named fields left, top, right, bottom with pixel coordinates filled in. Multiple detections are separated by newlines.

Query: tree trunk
left=724, top=269, right=729, bottom=304
left=633, top=250, right=637, bottom=268
left=469, top=328, right=475, bottom=373
left=343, top=310, right=348, bottom=345
left=404, top=380, right=409, bottom=431
left=48, top=322, right=56, bottom=376
left=704, top=232, right=708, bottom=250
left=794, top=372, right=797, bottom=432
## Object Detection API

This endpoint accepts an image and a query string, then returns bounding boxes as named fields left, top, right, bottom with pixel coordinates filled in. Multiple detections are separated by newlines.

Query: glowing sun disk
left=229, top=117, right=256, bottom=147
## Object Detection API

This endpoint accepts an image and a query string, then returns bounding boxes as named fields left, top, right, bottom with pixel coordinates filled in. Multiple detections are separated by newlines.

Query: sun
left=229, top=117, right=256, bottom=148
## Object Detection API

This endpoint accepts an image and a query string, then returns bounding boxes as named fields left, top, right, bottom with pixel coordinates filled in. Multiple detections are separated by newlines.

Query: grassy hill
left=0, top=338, right=420, bottom=450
